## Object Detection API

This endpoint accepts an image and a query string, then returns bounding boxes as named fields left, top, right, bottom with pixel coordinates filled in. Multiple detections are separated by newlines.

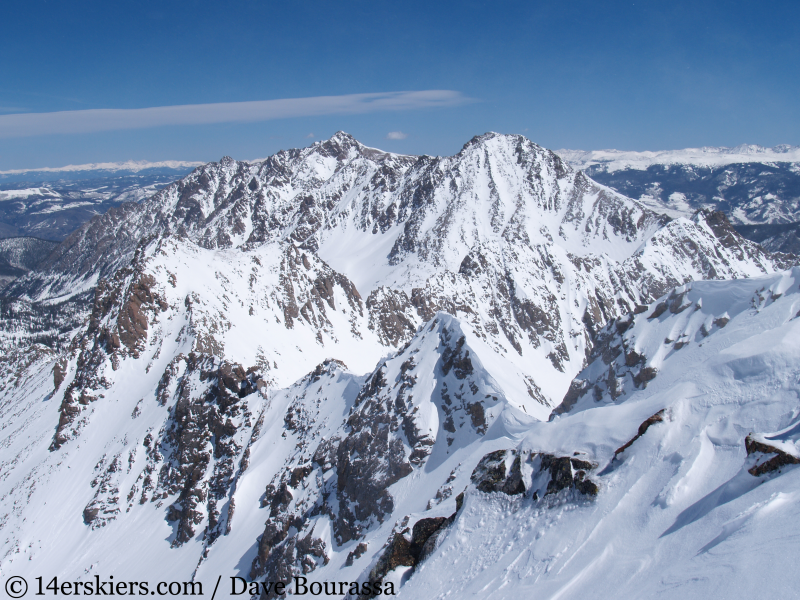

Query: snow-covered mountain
left=410, top=268, right=800, bottom=599
left=557, top=145, right=800, bottom=226
left=1, top=132, right=798, bottom=599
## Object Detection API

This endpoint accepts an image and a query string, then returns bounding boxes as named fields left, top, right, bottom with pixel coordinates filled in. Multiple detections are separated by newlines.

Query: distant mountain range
left=0, top=159, right=204, bottom=183
left=557, top=144, right=800, bottom=172
left=557, top=145, right=800, bottom=225
left=0, top=174, right=197, bottom=241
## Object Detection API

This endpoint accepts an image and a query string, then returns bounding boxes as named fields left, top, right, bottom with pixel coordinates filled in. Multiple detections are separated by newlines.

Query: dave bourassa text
left=231, top=576, right=396, bottom=596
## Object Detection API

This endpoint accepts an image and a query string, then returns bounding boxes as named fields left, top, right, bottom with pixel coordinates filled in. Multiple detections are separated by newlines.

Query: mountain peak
left=458, top=132, right=546, bottom=157
left=460, top=131, right=507, bottom=151
left=321, top=130, right=362, bottom=151
left=329, top=130, right=358, bottom=144
left=310, top=131, right=369, bottom=161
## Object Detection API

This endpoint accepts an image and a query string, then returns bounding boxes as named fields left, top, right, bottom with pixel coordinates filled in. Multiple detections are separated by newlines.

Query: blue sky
left=1, top=0, right=798, bottom=169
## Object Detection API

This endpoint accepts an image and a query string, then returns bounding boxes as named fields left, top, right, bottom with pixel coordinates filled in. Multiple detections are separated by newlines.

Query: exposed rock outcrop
left=614, top=410, right=666, bottom=458
left=745, top=434, right=800, bottom=476
left=470, top=448, right=599, bottom=500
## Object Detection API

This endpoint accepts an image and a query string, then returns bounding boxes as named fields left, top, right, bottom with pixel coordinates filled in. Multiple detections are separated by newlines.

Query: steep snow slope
left=0, top=308, right=537, bottom=593
left=401, top=268, right=800, bottom=599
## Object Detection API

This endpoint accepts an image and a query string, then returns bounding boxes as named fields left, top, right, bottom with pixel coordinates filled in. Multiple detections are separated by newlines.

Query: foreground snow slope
left=404, top=269, right=800, bottom=599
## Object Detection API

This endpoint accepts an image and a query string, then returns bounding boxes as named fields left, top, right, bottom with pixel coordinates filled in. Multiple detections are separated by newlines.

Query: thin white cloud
left=305, top=132, right=315, bottom=138
left=0, top=91, right=469, bottom=138
left=386, top=131, right=408, bottom=140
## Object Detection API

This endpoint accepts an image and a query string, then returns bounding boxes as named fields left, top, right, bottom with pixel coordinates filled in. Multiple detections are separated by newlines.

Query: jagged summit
left=7, top=130, right=651, bottom=299
left=460, top=130, right=545, bottom=152
left=304, top=130, right=368, bottom=160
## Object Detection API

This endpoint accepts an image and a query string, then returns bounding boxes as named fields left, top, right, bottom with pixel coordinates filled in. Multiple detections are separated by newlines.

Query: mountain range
left=1, top=132, right=798, bottom=599
left=558, top=145, right=800, bottom=226
left=3, top=143, right=799, bottom=254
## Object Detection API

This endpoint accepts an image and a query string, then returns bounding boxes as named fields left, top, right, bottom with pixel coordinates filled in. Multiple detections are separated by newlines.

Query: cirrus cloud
left=385, top=131, right=408, bottom=140
left=0, top=91, right=469, bottom=138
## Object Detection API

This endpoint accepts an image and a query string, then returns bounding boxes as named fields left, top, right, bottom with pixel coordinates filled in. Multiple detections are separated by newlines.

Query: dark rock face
left=745, top=435, right=800, bottom=476
left=83, top=454, right=124, bottom=529
left=335, top=365, right=414, bottom=544
left=469, top=448, right=599, bottom=500
left=140, top=353, right=261, bottom=547
left=361, top=516, right=450, bottom=600
left=53, top=356, right=68, bottom=390
left=116, top=274, right=167, bottom=357
left=632, top=366, right=658, bottom=387
left=435, top=323, right=492, bottom=445
left=249, top=361, right=351, bottom=586
left=278, top=245, right=364, bottom=334
left=549, top=311, right=659, bottom=419
left=366, top=287, right=417, bottom=346
left=471, top=450, right=526, bottom=495
left=441, top=334, right=474, bottom=379
left=614, top=410, right=666, bottom=458
left=345, top=542, right=368, bottom=567
left=248, top=325, right=494, bottom=591
left=50, top=244, right=170, bottom=450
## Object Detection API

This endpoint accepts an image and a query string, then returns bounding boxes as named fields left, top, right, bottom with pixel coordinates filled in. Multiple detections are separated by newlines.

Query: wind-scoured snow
left=403, top=269, right=800, bottom=599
